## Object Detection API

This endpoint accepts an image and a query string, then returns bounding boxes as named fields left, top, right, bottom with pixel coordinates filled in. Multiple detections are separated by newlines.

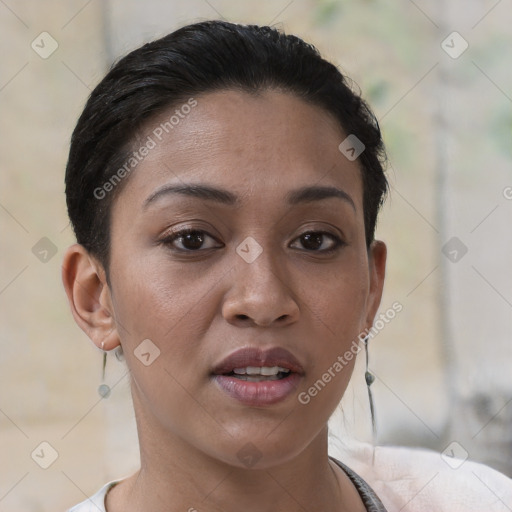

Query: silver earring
left=363, top=336, right=376, bottom=438
left=114, top=344, right=124, bottom=362
left=98, top=342, right=111, bottom=399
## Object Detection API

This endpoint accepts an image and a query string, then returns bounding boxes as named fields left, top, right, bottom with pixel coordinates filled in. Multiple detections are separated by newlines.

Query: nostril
left=237, top=314, right=249, bottom=320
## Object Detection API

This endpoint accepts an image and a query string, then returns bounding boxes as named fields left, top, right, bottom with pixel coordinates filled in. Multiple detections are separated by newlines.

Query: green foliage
left=365, top=79, right=390, bottom=107
left=491, top=108, right=512, bottom=156
left=313, top=0, right=343, bottom=26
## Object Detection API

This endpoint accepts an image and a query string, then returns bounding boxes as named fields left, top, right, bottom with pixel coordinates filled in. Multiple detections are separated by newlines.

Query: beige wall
left=1, top=0, right=511, bottom=509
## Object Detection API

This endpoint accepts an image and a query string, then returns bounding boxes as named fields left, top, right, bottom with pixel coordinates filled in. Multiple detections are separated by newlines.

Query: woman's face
left=104, top=89, right=385, bottom=468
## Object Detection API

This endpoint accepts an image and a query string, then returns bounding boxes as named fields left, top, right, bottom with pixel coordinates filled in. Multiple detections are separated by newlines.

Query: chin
left=203, top=430, right=315, bottom=471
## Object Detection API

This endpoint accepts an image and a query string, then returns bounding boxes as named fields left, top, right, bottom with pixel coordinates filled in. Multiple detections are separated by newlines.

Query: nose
left=221, top=247, right=300, bottom=328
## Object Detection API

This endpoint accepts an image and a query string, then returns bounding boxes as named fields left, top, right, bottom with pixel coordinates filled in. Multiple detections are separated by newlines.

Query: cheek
left=107, top=250, right=228, bottom=403
left=109, top=255, right=218, bottom=434
left=109, top=250, right=215, bottom=345
left=301, top=259, right=369, bottom=343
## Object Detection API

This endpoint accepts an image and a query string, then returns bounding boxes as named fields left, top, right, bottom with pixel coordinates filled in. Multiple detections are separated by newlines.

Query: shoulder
left=66, top=481, right=119, bottom=512
left=333, top=441, right=512, bottom=512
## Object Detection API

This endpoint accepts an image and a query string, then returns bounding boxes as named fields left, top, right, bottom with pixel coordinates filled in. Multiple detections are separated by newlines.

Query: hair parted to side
left=65, top=20, right=388, bottom=276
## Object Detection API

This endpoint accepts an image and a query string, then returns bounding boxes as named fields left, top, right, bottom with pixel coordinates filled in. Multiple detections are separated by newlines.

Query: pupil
left=183, top=232, right=204, bottom=250
left=303, top=233, right=322, bottom=250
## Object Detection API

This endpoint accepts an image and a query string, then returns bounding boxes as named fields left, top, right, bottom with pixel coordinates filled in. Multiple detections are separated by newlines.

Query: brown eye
left=291, top=231, right=343, bottom=252
left=161, top=229, right=221, bottom=252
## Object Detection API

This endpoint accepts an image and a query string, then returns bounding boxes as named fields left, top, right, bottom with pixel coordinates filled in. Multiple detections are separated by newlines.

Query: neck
left=107, top=391, right=365, bottom=512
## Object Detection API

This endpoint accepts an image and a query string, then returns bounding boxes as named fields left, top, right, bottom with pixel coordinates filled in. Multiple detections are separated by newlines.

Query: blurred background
left=1, top=0, right=511, bottom=510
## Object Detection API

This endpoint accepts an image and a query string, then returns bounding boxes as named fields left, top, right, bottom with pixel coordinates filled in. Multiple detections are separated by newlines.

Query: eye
left=290, top=231, right=343, bottom=253
left=160, top=228, right=222, bottom=252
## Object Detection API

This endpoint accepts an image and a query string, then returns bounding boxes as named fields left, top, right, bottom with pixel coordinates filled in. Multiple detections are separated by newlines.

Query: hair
left=65, top=20, right=388, bottom=276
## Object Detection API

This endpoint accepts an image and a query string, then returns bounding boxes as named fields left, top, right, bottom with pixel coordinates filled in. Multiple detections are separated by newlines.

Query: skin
left=62, top=89, right=387, bottom=512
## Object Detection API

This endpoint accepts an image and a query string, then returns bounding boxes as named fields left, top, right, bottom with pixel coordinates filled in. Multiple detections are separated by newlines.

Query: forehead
left=113, top=89, right=364, bottom=214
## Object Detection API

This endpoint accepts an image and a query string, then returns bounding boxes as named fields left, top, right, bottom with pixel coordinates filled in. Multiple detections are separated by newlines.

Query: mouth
left=223, top=366, right=292, bottom=382
left=211, top=346, right=304, bottom=406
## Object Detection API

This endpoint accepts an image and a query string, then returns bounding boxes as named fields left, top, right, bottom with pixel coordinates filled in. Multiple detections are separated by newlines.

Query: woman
left=62, top=20, right=512, bottom=511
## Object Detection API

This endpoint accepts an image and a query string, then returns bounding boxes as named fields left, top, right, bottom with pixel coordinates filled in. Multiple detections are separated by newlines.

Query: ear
left=61, top=244, right=120, bottom=351
left=364, top=240, right=387, bottom=329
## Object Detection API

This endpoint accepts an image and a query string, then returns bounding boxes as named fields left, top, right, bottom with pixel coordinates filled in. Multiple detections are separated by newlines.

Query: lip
left=211, top=346, right=304, bottom=407
left=211, top=346, right=305, bottom=375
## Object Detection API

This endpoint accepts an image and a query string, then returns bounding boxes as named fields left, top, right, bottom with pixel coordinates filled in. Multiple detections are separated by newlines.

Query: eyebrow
left=143, top=183, right=356, bottom=211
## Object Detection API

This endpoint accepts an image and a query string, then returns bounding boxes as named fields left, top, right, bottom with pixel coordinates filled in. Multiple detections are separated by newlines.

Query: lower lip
left=212, top=373, right=302, bottom=406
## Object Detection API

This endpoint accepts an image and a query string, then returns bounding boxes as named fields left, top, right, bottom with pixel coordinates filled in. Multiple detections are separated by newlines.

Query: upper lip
left=211, top=346, right=305, bottom=375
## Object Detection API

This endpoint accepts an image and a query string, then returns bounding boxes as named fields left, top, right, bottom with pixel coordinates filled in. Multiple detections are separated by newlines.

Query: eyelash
left=159, top=228, right=344, bottom=254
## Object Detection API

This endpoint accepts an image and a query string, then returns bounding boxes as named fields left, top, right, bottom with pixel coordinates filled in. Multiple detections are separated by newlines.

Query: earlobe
left=61, top=244, right=120, bottom=351
left=365, top=240, right=387, bottom=328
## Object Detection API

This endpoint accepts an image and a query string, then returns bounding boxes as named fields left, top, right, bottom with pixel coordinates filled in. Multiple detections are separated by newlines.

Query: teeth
left=236, top=375, right=281, bottom=382
left=260, top=366, right=279, bottom=376
left=232, top=366, right=290, bottom=376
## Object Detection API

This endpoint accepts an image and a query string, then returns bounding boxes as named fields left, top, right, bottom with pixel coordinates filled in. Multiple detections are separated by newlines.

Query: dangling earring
left=363, top=335, right=376, bottom=439
left=98, top=341, right=111, bottom=399
left=114, top=344, right=124, bottom=362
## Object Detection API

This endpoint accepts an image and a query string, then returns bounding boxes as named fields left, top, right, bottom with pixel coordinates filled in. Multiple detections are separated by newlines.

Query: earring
left=98, top=341, right=111, bottom=399
left=114, top=344, right=124, bottom=362
left=363, top=336, right=377, bottom=439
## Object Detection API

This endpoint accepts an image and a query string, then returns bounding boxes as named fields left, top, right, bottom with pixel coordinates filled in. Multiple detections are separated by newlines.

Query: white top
left=66, top=444, right=512, bottom=512
left=67, top=481, right=118, bottom=512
